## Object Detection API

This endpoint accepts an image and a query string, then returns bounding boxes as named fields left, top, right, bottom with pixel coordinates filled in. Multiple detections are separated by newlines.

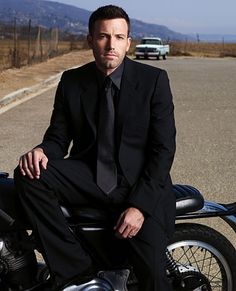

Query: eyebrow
left=98, top=32, right=127, bottom=37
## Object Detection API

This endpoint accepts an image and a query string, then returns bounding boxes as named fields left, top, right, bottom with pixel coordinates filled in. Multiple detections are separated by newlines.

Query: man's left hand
left=114, top=207, right=145, bottom=239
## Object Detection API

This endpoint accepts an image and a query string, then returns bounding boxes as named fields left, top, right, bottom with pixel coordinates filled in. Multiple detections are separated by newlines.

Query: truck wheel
left=163, top=54, right=166, bottom=60
left=156, top=55, right=160, bottom=60
left=136, top=56, right=140, bottom=60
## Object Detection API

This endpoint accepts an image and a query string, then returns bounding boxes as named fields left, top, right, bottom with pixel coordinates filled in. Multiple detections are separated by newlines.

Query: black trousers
left=8, top=159, right=172, bottom=290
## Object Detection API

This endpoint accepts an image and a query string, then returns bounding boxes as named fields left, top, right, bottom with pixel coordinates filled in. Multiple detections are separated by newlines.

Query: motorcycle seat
left=61, top=184, right=204, bottom=222
left=0, top=173, right=204, bottom=222
left=173, top=184, right=204, bottom=215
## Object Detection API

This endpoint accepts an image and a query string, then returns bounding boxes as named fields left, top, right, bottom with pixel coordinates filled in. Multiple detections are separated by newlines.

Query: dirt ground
left=0, top=50, right=94, bottom=100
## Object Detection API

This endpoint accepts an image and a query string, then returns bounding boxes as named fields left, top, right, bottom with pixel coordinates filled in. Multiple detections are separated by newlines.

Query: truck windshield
left=141, top=39, right=161, bottom=45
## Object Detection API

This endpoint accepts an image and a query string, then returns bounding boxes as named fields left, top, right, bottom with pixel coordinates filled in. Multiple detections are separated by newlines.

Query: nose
left=106, top=36, right=115, bottom=50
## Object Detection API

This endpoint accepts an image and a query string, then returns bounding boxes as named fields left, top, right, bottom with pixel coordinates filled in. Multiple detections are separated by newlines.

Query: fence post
left=50, top=28, right=59, bottom=57
left=184, top=37, right=188, bottom=55
left=40, top=26, right=43, bottom=62
left=12, top=17, right=17, bottom=67
left=27, top=19, right=31, bottom=65
left=221, top=37, right=225, bottom=57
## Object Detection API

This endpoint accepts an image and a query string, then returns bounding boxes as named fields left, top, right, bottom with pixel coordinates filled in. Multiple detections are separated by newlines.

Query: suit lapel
left=79, top=58, right=140, bottom=144
left=80, top=64, right=99, bottom=137
left=117, top=58, right=139, bottom=135
left=81, top=86, right=98, bottom=136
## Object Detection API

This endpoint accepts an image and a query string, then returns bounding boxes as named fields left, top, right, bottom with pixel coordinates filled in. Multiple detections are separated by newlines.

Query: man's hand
left=114, top=207, right=145, bottom=239
left=19, top=147, right=48, bottom=179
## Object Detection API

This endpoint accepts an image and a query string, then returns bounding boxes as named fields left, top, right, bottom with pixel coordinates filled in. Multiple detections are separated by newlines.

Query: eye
left=98, top=34, right=106, bottom=39
left=117, top=35, right=125, bottom=40
left=97, top=33, right=110, bottom=40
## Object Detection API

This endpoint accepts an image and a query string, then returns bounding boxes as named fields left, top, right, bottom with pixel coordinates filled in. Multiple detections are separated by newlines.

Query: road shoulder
left=0, top=50, right=93, bottom=113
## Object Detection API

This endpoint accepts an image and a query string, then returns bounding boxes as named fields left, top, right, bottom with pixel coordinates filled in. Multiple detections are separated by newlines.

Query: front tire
left=168, top=223, right=236, bottom=291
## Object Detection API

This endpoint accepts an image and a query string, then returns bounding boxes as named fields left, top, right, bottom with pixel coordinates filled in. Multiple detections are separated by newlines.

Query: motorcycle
left=0, top=171, right=236, bottom=291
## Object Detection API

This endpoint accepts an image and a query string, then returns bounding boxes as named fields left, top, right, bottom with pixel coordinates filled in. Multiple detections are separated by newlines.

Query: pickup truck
left=135, top=37, right=170, bottom=60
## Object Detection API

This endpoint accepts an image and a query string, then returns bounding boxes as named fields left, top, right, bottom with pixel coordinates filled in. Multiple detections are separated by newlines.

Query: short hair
left=88, top=5, right=130, bottom=36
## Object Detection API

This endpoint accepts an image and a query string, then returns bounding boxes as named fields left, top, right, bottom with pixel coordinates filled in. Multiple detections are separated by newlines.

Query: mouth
left=104, top=53, right=118, bottom=58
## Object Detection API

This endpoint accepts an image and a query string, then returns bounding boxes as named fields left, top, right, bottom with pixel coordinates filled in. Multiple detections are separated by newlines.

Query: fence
left=168, top=40, right=236, bottom=58
left=129, top=39, right=236, bottom=58
left=0, top=19, right=87, bottom=71
left=1, top=20, right=236, bottom=71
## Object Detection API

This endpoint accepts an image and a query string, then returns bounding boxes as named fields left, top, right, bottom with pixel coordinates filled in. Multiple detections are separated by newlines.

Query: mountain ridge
left=0, top=0, right=187, bottom=40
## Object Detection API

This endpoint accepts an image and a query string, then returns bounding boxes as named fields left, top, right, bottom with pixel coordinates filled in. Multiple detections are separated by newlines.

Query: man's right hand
left=19, top=147, right=48, bottom=179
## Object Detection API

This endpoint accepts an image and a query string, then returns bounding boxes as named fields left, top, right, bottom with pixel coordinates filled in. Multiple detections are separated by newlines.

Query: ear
left=87, top=34, right=93, bottom=49
left=126, top=37, right=132, bottom=52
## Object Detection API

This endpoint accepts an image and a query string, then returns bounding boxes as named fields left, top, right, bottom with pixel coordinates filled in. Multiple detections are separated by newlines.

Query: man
left=14, top=5, right=176, bottom=291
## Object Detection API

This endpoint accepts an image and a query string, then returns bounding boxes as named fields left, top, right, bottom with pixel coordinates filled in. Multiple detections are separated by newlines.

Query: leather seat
left=173, top=184, right=204, bottom=215
left=61, top=184, right=204, bottom=222
left=0, top=173, right=204, bottom=222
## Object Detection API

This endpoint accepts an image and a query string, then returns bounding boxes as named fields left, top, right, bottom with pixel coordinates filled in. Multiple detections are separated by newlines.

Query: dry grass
left=130, top=39, right=236, bottom=58
left=1, top=38, right=236, bottom=71
left=166, top=41, right=236, bottom=58
left=0, top=39, right=87, bottom=71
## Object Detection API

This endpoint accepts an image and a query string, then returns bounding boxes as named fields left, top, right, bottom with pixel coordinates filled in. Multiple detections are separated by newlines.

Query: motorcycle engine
left=0, top=233, right=38, bottom=290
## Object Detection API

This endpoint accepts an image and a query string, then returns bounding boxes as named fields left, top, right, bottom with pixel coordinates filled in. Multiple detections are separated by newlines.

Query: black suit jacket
left=38, top=57, right=176, bottom=236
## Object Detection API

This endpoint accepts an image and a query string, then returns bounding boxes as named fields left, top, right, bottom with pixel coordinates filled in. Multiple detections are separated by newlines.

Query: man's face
left=87, top=18, right=131, bottom=75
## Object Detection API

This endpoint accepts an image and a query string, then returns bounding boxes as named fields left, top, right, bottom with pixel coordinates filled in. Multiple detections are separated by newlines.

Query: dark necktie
left=96, top=77, right=117, bottom=194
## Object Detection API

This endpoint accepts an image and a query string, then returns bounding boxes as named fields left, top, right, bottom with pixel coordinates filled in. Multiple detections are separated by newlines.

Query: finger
left=41, top=155, right=48, bottom=170
left=19, top=157, right=26, bottom=176
left=130, top=228, right=139, bottom=237
left=129, top=229, right=136, bottom=236
left=119, top=224, right=133, bottom=238
left=127, top=227, right=139, bottom=239
left=22, top=155, right=34, bottom=179
left=124, top=226, right=139, bottom=239
left=26, top=152, right=34, bottom=172
left=115, top=216, right=130, bottom=237
left=123, top=227, right=132, bottom=238
left=118, top=221, right=130, bottom=235
left=32, top=152, right=41, bottom=178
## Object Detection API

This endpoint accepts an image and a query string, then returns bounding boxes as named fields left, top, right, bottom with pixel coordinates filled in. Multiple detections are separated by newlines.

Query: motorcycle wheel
left=168, top=223, right=236, bottom=291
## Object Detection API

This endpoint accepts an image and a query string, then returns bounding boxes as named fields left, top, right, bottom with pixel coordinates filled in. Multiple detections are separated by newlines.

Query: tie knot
left=104, top=77, right=112, bottom=90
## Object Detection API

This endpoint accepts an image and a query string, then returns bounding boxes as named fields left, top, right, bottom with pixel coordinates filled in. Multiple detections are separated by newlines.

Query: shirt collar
left=96, top=62, right=124, bottom=90
left=109, top=62, right=124, bottom=90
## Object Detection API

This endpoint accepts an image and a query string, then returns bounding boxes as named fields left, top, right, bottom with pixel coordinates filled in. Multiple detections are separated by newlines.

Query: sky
left=47, top=0, right=236, bottom=35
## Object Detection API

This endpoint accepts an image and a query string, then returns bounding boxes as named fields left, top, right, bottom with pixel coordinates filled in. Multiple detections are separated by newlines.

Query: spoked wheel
left=168, top=223, right=236, bottom=291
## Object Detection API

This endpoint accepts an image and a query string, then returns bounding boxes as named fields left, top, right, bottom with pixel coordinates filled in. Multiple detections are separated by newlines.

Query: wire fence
left=1, top=19, right=236, bottom=71
left=0, top=19, right=87, bottom=71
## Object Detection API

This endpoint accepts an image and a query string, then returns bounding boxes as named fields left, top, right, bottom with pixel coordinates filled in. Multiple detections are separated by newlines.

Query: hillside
left=0, top=0, right=187, bottom=40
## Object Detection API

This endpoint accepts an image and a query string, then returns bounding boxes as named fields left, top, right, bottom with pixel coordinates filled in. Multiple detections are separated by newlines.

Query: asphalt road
left=0, top=57, right=236, bottom=243
left=151, top=57, right=236, bottom=203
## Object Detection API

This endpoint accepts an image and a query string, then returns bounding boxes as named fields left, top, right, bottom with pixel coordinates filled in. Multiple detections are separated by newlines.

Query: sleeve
left=127, top=70, right=176, bottom=216
left=37, top=74, right=72, bottom=159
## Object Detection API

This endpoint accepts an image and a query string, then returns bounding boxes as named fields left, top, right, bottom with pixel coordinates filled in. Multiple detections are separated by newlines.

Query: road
left=0, top=57, right=236, bottom=243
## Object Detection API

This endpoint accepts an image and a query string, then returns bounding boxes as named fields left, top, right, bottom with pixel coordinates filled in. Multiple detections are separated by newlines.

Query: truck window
left=141, top=39, right=161, bottom=45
